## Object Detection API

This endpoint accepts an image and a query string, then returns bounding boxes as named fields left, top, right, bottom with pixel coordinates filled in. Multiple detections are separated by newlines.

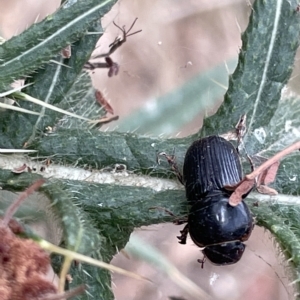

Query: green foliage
left=0, top=0, right=116, bottom=90
left=1, top=0, right=300, bottom=299
left=252, top=200, right=300, bottom=292
left=201, top=0, right=300, bottom=142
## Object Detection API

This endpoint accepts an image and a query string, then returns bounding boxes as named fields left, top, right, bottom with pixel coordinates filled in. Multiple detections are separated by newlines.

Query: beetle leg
left=197, top=256, right=207, bottom=269
left=235, top=114, right=247, bottom=147
left=220, top=114, right=255, bottom=172
left=149, top=206, right=176, bottom=217
left=235, top=114, right=256, bottom=172
left=173, top=218, right=188, bottom=225
left=220, top=114, right=246, bottom=142
left=177, top=223, right=189, bottom=244
left=149, top=206, right=188, bottom=224
left=157, top=151, right=184, bottom=185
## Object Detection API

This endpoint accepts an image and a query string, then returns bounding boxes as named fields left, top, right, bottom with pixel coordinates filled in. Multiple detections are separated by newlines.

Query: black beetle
left=177, top=135, right=254, bottom=265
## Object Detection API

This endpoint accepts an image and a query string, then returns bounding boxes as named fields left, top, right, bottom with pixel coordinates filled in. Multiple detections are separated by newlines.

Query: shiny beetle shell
left=183, top=136, right=242, bottom=203
left=183, top=136, right=254, bottom=265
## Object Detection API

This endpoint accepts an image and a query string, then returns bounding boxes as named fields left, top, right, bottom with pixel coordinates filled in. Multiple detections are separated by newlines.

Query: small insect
left=160, top=125, right=300, bottom=266
left=84, top=18, right=142, bottom=77
left=181, top=136, right=254, bottom=265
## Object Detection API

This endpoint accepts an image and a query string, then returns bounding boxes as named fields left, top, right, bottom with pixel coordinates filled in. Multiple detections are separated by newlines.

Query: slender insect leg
left=157, top=151, right=184, bottom=185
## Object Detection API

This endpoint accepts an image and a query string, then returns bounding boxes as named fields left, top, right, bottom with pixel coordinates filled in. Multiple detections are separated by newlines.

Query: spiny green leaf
left=0, top=170, right=43, bottom=190
left=0, top=171, right=186, bottom=252
left=0, top=170, right=186, bottom=299
left=2, top=0, right=300, bottom=298
left=201, top=0, right=300, bottom=140
left=23, top=26, right=102, bottom=107
left=69, top=262, right=113, bottom=300
left=41, top=181, right=104, bottom=255
left=252, top=94, right=300, bottom=195
left=56, top=72, right=105, bottom=129
left=31, top=129, right=194, bottom=173
left=0, top=0, right=117, bottom=89
left=251, top=200, right=300, bottom=292
left=0, top=23, right=105, bottom=148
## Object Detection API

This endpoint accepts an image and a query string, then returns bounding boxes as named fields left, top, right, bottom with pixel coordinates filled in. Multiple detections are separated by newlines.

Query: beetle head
left=203, top=241, right=245, bottom=265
